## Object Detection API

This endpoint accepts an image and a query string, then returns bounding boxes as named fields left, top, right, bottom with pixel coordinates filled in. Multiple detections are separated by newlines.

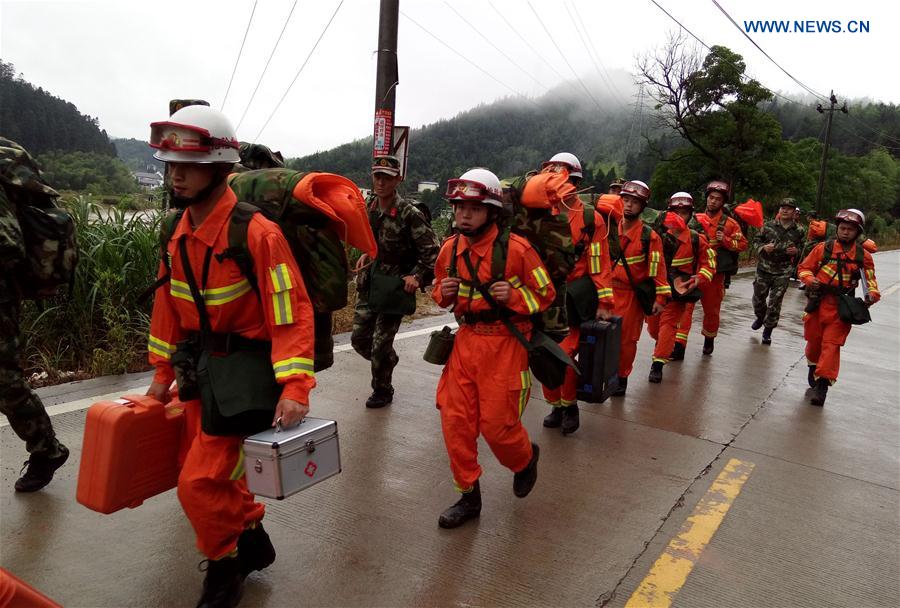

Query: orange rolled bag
left=0, top=569, right=62, bottom=608
left=77, top=394, right=196, bottom=514
left=733, top=198, right=764, bottom=228
left=520, top=170, right=576, bottom=209
left=861, top=238, right=877, bottom=253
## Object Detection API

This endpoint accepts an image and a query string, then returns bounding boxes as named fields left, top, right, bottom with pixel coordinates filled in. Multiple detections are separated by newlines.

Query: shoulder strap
left=491, top=226, right=510, bottom=280
left=448, top=234, right=460, bottom=278
left=137, top=208, right=184, bottom=305
left=461, top=248, right=531, bottom=352
left=216, top=201, right=261, bottom=298
left=641, top=223, right=653, bottom=257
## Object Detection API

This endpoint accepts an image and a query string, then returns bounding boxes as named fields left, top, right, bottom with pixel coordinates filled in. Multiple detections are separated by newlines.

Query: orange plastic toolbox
left=76, top=394, right=189, bottom=514
left=0, top=568, right=62, bottom=608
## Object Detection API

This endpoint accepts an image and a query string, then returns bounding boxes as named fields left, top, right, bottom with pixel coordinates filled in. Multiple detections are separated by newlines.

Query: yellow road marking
left=625, top=458, right=756, bottom=608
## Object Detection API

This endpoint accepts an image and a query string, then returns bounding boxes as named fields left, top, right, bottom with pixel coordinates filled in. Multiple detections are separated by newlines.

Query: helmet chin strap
left=456, top=207, right=498, bottom=237
left=167, top=165, right=231, bottom=209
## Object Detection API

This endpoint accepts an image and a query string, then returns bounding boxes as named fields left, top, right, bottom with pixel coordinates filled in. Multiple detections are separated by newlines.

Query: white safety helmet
left=668, top=191, right=694, bottom=209
left=445, top=168, right=504, bottom=208
left=620, top=180, right=651, bottom=204
left=835, top=208, right=865, bottom=230
left=541, top=152, right=583, bottom=179
left=149, top=105, right=240, bottom=163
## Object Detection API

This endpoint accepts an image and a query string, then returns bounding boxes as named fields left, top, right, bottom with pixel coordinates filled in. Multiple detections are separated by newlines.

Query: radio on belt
left=243, top=417, right=341, bottom=500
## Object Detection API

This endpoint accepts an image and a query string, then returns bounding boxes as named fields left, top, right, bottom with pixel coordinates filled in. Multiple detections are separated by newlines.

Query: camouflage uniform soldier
left=751, top=198, right=806, bottom=344
left=352, top=155, right=440, bottom=408
left=0, top=138, right=69, bottom=492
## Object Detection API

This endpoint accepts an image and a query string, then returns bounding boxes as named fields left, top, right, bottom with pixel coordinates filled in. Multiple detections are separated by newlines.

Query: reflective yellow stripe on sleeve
left=597, top=287, right=614, bottom=300
left=531, top=266, right=551, bottom=290
left=271, top=290, right=294, bottom=325
left=269, top=263, right=294, bottom=292
left=273, top=356, right=315, bottom=379
left=148, top=335, right=175, bottom=359
left=648, top=250, right=660, bottom=279
left=517, top=284, right=541, bottom=313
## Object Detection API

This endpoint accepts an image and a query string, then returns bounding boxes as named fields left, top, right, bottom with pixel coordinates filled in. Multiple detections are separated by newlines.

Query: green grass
left=20, top=195, right=162, bottom=380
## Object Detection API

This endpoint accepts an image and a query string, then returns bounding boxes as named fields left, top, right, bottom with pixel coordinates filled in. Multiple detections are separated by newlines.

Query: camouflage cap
left=609, top=178, right=626, bottom=187
left=0, top=137, right=59, bottom=197
left=372, top=155, right=401, bottom=176
left=778, top=197, right=797, bottom=208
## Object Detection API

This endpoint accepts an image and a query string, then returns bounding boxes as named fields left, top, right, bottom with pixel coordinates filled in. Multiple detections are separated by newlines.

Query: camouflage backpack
left=0, top=137, right=78, bottom=299
left=156, top=169, right=354, bottom=371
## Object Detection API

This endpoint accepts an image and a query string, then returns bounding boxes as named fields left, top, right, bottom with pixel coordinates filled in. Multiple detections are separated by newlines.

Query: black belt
left=456, top=311, right=530, bottom=325
left=188, top=332, right=271, bottom=354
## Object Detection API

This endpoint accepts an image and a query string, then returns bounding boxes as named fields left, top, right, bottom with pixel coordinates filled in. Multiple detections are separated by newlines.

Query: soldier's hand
left=865, top=293, right=880, bottom=306
left=716, top=229, right=725, bottom=242
left=786, top=245, right=798, bottom=256
left=489, top=281, right=512, bottom=304
left=274, top=399, right=309, bottom=429
left=402, top=275, right=419, bottom=294
left=354, top=253, right=371, bottom=272
left=146, top=381, right=171, bottom=404
left=596, top=307, right=614, bottom=321
left=440, top=277, right=461, bottom=299
left=650, top=301, right=665, bottom=316
left=763, top=243, right=776, bottom=253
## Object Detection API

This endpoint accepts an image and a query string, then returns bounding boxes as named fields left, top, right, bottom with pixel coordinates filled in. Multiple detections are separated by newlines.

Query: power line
left=253, top=0, right=345, bottom=142
left=646, top=0, right=805, bottom=108
left=486, top=0, right=571, bottom=88
left=844, top=110, right=900, bottom=144
left=442, top=1, right=548, bottom=92
left=833, top=120, right=900, bottom=152
left=526, top=1, right=606, bottom=115
left=709, top=0, right=829, bottom=102
left=221, top=0, right=259, bottom=111
left=566, top=1, right=628, bottom=106
left=236, top=0, right=300, bottom=132
left=400, top=10, right=537, bottom=104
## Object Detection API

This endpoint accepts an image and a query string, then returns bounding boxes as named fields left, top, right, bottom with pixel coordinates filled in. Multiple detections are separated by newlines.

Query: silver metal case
left=242, top=417, right=341, bottom=500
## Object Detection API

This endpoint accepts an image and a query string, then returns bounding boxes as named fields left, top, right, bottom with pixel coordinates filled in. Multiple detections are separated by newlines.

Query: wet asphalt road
left=2, top=251, right=898, bottom=607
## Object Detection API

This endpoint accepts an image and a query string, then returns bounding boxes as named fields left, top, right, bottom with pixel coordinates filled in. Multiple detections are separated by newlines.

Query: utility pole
left=373, top=0, right=399, bottom=160
left=814, top=90, right=848, bottom=215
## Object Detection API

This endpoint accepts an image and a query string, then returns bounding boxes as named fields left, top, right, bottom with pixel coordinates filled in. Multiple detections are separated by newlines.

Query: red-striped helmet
left=705, top=180, right=730, bottom=197
left=620, top=180, right=650, bottom=203
left=668, top=191, right=694, bottom=209
left=834, top=208, right=865, bottom=230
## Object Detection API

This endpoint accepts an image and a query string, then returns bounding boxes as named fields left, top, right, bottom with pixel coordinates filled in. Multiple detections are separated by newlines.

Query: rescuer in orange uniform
left=537, top=154, right=614, bottom=435
left=432, top=168, right=555, bottom=529
left=144, top=105, right=315, bottom=607
left=797, top=208, right=879, bottom=406
left=645, top=193, right=715, bottom=383
left=608, top=180, right=669, bottom=397
left=673, top=180, right=748, bottom=358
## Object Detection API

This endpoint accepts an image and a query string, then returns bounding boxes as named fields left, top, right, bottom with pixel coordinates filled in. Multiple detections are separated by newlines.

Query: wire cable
left=833, top=120, right=900, bottom=151
left=647, top=0, right=805, bottom=108
left=236, top=0, right=300, bottom=132
left=526, top=1, right=606, bottom=115
left=221, top=0, right=259, bottom=111
left=710, top=0, right=829, bottom=102
left=566, top=0, right=628, bottom=105
left=253, top=0, right=345, bottom=142
left=486, top=0, right=571, bottom=87
left=442, top=1, right=548, bottom=92
left=400, top=10, right=537, bottom=105
left=844, top=111, right=900, bottom=144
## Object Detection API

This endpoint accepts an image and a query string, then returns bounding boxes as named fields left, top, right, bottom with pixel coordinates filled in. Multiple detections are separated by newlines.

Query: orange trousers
left=177, top=403, right=265, bottom=559
left=541, top=328, right=580, bottom=407
left=646, top=301, right=687, bottom=363
left=436, top=325, right=534, bottom=492
left=803, top=297, right=851, bottom=384
left=676, top=273, right=726, bottom=343
left=612, top=286, right=646, bottom=378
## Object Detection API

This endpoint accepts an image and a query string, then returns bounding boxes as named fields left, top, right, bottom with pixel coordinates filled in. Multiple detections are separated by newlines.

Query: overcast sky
left=2, top=0, right=896, bottom=158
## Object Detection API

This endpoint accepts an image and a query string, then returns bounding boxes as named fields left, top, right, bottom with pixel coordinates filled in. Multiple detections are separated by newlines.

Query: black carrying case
left=576, top=317, right=622, bottom=403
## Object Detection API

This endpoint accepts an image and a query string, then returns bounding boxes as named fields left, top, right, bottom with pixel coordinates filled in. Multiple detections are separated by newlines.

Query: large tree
left=638, top=34, right=783, bottom=203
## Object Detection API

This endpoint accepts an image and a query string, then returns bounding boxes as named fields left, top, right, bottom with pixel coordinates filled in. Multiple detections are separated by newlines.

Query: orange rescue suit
left=797, top=240, right=880, bottom=384
left=677, top=210, right=748, bottom=342
left=148, top=188, right=315, bottom=559
left=542, top=200, right=615, bottom=407
left=612, top=220, right=670, bottom=377
left=647, top=230, right=715, bottom=363
left=432, top=224, right=555, bottom=492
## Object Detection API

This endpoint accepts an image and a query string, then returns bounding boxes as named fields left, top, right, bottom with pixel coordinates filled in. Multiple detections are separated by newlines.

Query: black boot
left=761, top=327, right=773, bottom=345
left=543, top=407, right=564, bottom=428
left=14, top=444, right=69, bottom=493
left=807, top=365, right=817, bottom=388
left=751, top=317, right=764, bottom=331
left=237, top=524, right=276, bottom=577
left=810, top=378, right=829, bottom=406
left=670, top=343, right=685, bottom=361
left=648, top=361, right=663, bottom=384
left=561, top=405, right=580, bottom=435
left=365, top=386, right=394, bottom=409
left=196, top=555, right=244, bottom=608
left=702, top=337, right=715, bottom=355
left=609, top=376, right=628, bottom=397
left=438, top=482, right=481, bottom=529
left=513, top=444, right=540, bottom=498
